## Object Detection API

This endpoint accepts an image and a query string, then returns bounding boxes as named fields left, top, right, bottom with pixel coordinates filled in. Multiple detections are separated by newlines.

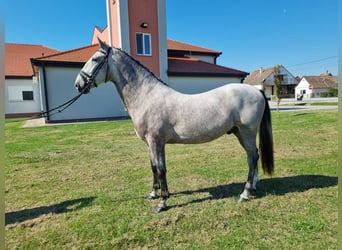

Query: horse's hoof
left=238, top=197, right=249, bottom=203
left=153, top=200, right=167, bottom=213
left=154, top=205, right=167, bottom=213
left=146, top=194, right=158, bottom=200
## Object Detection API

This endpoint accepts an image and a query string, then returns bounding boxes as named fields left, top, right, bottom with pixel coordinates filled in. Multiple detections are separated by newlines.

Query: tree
left=273, top=65, right=282, bottom=108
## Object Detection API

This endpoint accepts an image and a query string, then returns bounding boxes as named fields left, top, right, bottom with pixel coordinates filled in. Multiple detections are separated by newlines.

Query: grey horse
left=75, top=39, right=274, bottom=212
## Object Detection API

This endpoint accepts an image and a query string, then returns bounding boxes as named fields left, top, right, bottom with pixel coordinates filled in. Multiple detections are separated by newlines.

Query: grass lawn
left=5, top=110, right=337, bottom=249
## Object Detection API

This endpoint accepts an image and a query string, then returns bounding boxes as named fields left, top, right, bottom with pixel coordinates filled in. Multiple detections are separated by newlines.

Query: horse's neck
left=110, top=50, right=166, bottom=115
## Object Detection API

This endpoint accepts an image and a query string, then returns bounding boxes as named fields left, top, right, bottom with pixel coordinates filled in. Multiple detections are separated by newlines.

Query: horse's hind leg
left=252, top=163, right=259, bottom=190
left=233, top=128, right=259, bottom=202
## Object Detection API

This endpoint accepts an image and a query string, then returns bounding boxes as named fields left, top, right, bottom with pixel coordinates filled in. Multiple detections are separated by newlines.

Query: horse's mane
left=116, top=48, right=169, bottom=86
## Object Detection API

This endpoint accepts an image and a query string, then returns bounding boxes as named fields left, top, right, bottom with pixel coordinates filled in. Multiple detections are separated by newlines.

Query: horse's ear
left=97, top=37, right=109, bottom=50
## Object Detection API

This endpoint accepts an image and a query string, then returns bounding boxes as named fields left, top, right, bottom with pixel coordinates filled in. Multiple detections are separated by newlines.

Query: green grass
left=310, top=102, right=338, bottom=106
left=5, top=110, right=337, bottom=249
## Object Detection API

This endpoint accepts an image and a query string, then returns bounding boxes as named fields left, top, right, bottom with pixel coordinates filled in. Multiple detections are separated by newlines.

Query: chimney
left=259, top=67, right=263, bottom=75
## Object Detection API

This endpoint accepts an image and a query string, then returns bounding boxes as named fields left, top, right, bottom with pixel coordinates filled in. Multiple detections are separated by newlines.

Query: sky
left=4, top=0, right=338, bottom=77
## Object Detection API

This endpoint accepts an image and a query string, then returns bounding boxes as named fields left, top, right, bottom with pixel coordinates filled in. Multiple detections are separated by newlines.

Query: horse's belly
left=167, top=121, right=232, bottom=144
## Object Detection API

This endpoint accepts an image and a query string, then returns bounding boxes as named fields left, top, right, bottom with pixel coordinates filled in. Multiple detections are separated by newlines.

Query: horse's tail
left=259, top=91, right=274, bottom=175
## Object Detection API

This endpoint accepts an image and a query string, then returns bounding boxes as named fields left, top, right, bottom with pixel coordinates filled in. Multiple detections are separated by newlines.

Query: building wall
left=39, top=66, right=128, bottom=122
left=127, top=0, right=160, bottom=76
left=5, top=78, right=42, bottom=116
left=168, top=76, right=242, bottom=94
left=108, top=0, right=130, bottom=51
left=107, top=0, right=167, bottom=81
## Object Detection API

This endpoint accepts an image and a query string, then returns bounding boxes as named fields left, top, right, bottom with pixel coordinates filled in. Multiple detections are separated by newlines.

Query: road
left=269, top=98, right=338, bottom=112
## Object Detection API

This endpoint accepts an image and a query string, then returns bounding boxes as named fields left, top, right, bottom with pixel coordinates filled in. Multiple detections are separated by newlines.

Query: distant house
left=295, top=72, right=338, bottom=100
left=243, top=65, right=298, bottom=99
left=5, top=43, right=60, bottom=118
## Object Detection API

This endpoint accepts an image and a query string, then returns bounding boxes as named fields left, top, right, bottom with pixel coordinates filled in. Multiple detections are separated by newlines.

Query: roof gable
left=5, top=43, right=60, bottom=77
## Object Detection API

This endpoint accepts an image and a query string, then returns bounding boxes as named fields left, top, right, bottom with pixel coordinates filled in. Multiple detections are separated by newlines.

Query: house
left=29, top=0, right=248, bottom=123
left=243, top=65, right=298, bottom=99
left=295, top=72, right=338, bottom=100
left=5, top=43, right=59, bottom=117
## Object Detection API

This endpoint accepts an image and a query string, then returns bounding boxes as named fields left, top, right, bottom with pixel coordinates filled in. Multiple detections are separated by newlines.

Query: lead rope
left=6, top=87, right=88, bottom=124
left=9, top=48, right=111, bottom=123
left=33, top=90, right=85, bottom=119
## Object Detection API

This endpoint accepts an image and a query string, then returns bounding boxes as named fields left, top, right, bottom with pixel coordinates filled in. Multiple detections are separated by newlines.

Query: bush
left=320, top=88, right=338, bottom=97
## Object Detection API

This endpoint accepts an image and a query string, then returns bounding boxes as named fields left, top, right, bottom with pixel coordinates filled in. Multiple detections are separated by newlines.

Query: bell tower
left=98, top=0, right=168, bottom=82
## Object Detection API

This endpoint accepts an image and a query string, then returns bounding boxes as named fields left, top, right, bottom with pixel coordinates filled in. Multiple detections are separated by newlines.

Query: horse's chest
left=134, top=128, right=144, bottom=140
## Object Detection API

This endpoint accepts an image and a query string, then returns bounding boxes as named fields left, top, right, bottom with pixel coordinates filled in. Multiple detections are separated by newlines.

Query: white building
left=4, top=43, right=59, bottom=118
left=295, top=73, right=338, bottom=100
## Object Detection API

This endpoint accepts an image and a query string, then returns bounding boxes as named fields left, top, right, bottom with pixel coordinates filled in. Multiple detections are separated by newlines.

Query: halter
left=79, top=47, right=111, bottom=91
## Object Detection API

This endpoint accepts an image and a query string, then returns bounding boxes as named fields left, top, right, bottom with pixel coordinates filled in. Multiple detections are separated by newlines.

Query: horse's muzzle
left=75, top=83, right=90, bottom=94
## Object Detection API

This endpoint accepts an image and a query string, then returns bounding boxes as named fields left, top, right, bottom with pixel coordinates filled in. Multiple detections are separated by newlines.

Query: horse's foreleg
left=146, top=160, right=160, bottom=200
left=147, top=140, right=169, bottom=212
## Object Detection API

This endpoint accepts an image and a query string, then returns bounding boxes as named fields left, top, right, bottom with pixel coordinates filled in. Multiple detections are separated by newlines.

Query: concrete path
left=22, top=118, right=46, bottom=128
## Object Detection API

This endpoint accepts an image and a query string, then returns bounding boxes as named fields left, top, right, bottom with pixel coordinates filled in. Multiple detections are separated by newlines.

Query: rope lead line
left=30, top=90, right=86, bottom=120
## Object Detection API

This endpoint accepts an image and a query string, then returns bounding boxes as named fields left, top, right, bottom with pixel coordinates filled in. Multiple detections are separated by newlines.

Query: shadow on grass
left=5, top=196, right=96, bottom=225
left=170, top=175, right=337, bottom=208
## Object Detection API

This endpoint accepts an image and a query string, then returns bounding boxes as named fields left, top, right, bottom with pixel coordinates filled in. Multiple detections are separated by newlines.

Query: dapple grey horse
left=75, top=39, right=274, bottom=212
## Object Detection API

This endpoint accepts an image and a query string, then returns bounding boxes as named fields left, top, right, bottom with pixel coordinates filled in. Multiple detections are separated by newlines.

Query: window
left=136, top=33, right=151, bottom=56
left=22, top=91, right=34, bottom=101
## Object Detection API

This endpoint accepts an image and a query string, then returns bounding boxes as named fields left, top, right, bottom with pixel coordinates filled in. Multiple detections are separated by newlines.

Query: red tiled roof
left=5, top=43, right=60, bottom=77
left=33, top=44, right=98, bottom=63
left=35, top=40, right=220, bottom=63
left=168, top=57, right=247, bottom=77
left=30, top=42, right=247, bottom=77
left=167, top=39, right=221, bottom=55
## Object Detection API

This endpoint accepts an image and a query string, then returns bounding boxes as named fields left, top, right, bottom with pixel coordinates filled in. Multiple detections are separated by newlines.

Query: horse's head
left=75, top=38, right=111, bottom=94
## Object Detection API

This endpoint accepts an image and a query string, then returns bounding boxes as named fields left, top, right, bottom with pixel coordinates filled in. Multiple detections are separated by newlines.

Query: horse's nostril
left=75, top=84, right=81, bottom=92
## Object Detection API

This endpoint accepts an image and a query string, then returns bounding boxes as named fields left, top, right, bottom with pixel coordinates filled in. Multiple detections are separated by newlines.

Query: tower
left=93, top=0, right=168, bottom=81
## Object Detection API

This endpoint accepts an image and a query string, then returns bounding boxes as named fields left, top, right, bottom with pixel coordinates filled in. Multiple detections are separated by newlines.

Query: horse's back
left=159, top=83, right=265, bottom=143
left=220, top=83, right=266, bottom=125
